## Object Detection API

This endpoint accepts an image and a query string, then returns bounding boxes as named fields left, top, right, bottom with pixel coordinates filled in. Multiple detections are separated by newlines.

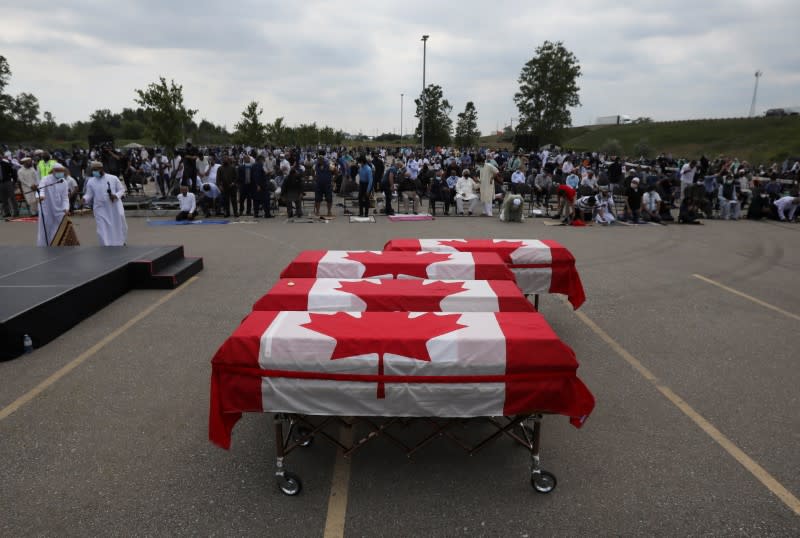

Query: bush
left=600, top=138, right=623, bottom=157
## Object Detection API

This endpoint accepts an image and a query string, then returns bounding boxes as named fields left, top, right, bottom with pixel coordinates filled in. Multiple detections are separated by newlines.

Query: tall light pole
left=421, top=34, right=429, bottom=150
left=400, top=93, right=404, bottom=145
left=749, top=70, right=762, bottom=117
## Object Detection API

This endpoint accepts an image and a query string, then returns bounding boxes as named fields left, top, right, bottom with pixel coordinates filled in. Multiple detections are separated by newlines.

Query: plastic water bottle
left=23, top=334, right=33, bottom=354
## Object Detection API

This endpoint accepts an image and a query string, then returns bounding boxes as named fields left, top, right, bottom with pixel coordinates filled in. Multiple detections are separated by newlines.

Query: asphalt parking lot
left=1, top=212, right=798, bottom=537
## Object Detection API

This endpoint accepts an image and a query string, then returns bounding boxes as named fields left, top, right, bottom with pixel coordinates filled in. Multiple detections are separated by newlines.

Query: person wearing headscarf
left=36, top=162, right=70, bottom=246
left=82, top=161, right=128, bottom=246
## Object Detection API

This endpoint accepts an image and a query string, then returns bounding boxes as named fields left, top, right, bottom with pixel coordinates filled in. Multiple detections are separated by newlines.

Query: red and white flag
left=383, top=238, right=585, bottom=308
left=252, top=278, right=535, bottom=313
left=210, top=311, right=594, bottom=449
left=279, top=250, right=515, bottom=282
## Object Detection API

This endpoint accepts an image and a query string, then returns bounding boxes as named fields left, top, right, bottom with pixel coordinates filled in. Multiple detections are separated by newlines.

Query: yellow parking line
left=323, top=426, right=355, bottom=538
left=0, top=277, right=198, bottom=422
left=693, top=274, right=800, bottom=322
left=572, top=306, right=800, bottom=517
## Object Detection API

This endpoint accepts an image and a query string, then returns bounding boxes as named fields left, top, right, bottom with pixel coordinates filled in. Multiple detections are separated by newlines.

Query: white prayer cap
left=90, top=160, right=103, bottom=168
left=631, top=177, right=640, bottom=184
left=512, top=197, right=522, bottom=207
left=20, top=156, right=32, bottom=163
left=51, top=162, right=66, bottom=170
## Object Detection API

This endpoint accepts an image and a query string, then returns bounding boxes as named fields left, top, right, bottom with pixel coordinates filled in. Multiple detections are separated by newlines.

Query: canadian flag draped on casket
left=253, top=278, right=535, bottom=312
left=279, top=250, right=515, bottom=282
left=209, top=311, right=595, bottom=449
left=383, top=238, right=585, bottom=309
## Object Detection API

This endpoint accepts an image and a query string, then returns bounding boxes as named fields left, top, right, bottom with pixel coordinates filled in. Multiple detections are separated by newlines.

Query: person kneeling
left=500, top=194, right=525, bottom=222
left=176, top=185, right=197, bottom=221
left=642, top=185, right=663, bottom=223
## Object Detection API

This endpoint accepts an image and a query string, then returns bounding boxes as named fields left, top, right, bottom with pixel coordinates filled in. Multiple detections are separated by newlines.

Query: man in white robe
left=36, top=163, right=70, bottom=246
left=454, top=169, right=479, bottom=215
left=17, top=157, right=40, bottom=216
left=476, top=154, right=500, bottom=217
left=82, top=161, right=128, bottom=246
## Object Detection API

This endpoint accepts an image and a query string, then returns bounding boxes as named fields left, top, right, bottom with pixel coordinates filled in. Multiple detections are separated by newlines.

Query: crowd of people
left=1, top=142, right=799, bottom=227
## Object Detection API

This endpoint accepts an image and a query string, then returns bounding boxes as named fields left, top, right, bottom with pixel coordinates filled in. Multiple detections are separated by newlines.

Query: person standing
left=314, top=151, right=334, bottom=218
left=357, top=154, right=373, bottom=217
left=82, top=161, right=128, bottom=246
left=36, top=163, right=70, bottom=246
left=381, top=158, right=399, bottom=216
left=17, top=157, right=39, bottom=215
left=182, top=141, right=199, bottom=192
left=679, top=160, right=697, bottom=203
left=217, top=156, right=239, bottom=218
left=476, top=154, right=500, bottom=217
left=0, top=152, right=19, bottom=218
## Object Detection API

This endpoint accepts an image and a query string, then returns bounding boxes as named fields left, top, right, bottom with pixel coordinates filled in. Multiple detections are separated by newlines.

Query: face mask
left=92, top=171, right=101, bottom=178
left=54, top=172, right=65, bottom=179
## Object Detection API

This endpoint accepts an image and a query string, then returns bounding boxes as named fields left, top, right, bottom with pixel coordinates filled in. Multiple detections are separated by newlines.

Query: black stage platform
left=0, top=246, right=202, bottom=360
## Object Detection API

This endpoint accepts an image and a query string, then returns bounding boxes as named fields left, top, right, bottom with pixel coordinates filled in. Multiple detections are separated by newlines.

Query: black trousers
left=238, top=184, right=252, bottom=215
left=224, top=189, right=239, bottom=217
left=358, top=182, right=370, bottom=216
left=0, top=181, right=18, bottom=217
left=253, top=191, right=272, bottom=217
left=382, top=183, right=394, bottom=215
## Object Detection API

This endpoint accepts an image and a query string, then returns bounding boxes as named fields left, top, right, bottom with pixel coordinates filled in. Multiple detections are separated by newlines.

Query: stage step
left=145, top=257, right=204, bottom=289
left=128, top=246, right=185, bottom=286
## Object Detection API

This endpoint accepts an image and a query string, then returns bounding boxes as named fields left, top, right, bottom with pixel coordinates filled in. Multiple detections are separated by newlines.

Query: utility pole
left=400, top=93, right=404, bottom=145
left=749, top=70, right=762, bottom=117
left=421, top=35, right=429, bottom=150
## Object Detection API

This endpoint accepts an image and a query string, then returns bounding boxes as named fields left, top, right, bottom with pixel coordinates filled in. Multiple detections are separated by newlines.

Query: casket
left=278, top=250, right=515, bottom=282
left=209, top=310, right=595, bottom=449
left=252, top=278, right=535, bottom=312
left=382, top=238, right=585, bottom=309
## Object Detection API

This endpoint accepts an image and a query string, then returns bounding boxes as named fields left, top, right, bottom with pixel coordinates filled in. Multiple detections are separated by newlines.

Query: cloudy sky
left=2, top=0, right=798, bottom=137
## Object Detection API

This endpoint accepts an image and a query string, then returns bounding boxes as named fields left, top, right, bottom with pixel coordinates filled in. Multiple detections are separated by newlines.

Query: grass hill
left=481, top=116, right=800, bottom=165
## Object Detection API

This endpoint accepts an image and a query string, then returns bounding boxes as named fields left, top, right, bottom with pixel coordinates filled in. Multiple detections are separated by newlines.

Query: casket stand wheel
left=531, top=470, right=557, bottom=494
left=522, top=414, right=558, bottom=494
left=278, top=472, right=302, bottom=496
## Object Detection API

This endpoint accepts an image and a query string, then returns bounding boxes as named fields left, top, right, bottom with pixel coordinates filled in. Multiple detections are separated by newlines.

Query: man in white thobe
left=454, top=170, right=479, bottom=215
left=17, top=157, right=40, bottom=216
left=476, top=154, right=500, bottom=216
left=36, top=163, right=70, bottom=246
left=83, top=161, right=128, bottom=246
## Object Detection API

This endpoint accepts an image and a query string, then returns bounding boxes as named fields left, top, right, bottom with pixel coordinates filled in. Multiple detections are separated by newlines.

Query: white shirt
left=562, top=160, right=574, bottom=175
left=511, top=170, right=526, bottom=184
left=206, top=163, right=220, bottom=184
left=680, top=163, right=696, bottom=184
left=178, top=192, right=196, bottom=213
left=201, top=182, right=221, bottom=199
left=455, top=176, right=478, bottom=199
left=642, top=191, right=662, bottom=213
left=407, top=159, right=420, bottom=179
left=773, top=196, right=798, bottom=221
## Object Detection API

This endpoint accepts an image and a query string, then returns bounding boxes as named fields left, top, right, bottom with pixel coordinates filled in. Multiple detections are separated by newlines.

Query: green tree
left=89, top=108, right=115, bottom=139
left=12, top=92, right=40, bottom=129
left=514, top=40, right=581, bottom=143
left=414, top=84, right=453, bottom=147
left=39, top=111, right=57, bottom=139
left=454, top=101, right=480, bottom=147
left=266, top=117, right=289, bottom=145
left=233, top=101, right=266, bottom=145
left=134, top=77, right=197, bottom=148
left=0, top=55, right=12, bottom=118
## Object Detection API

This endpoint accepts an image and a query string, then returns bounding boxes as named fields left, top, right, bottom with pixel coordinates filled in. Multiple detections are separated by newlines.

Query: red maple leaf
left=336, top=279, right=468, bottom=311
left=438, top=239, right=525, bottom=263
left=345, top=251, right=453, bottom=279
left=301, top=312, right=465, bottom=398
